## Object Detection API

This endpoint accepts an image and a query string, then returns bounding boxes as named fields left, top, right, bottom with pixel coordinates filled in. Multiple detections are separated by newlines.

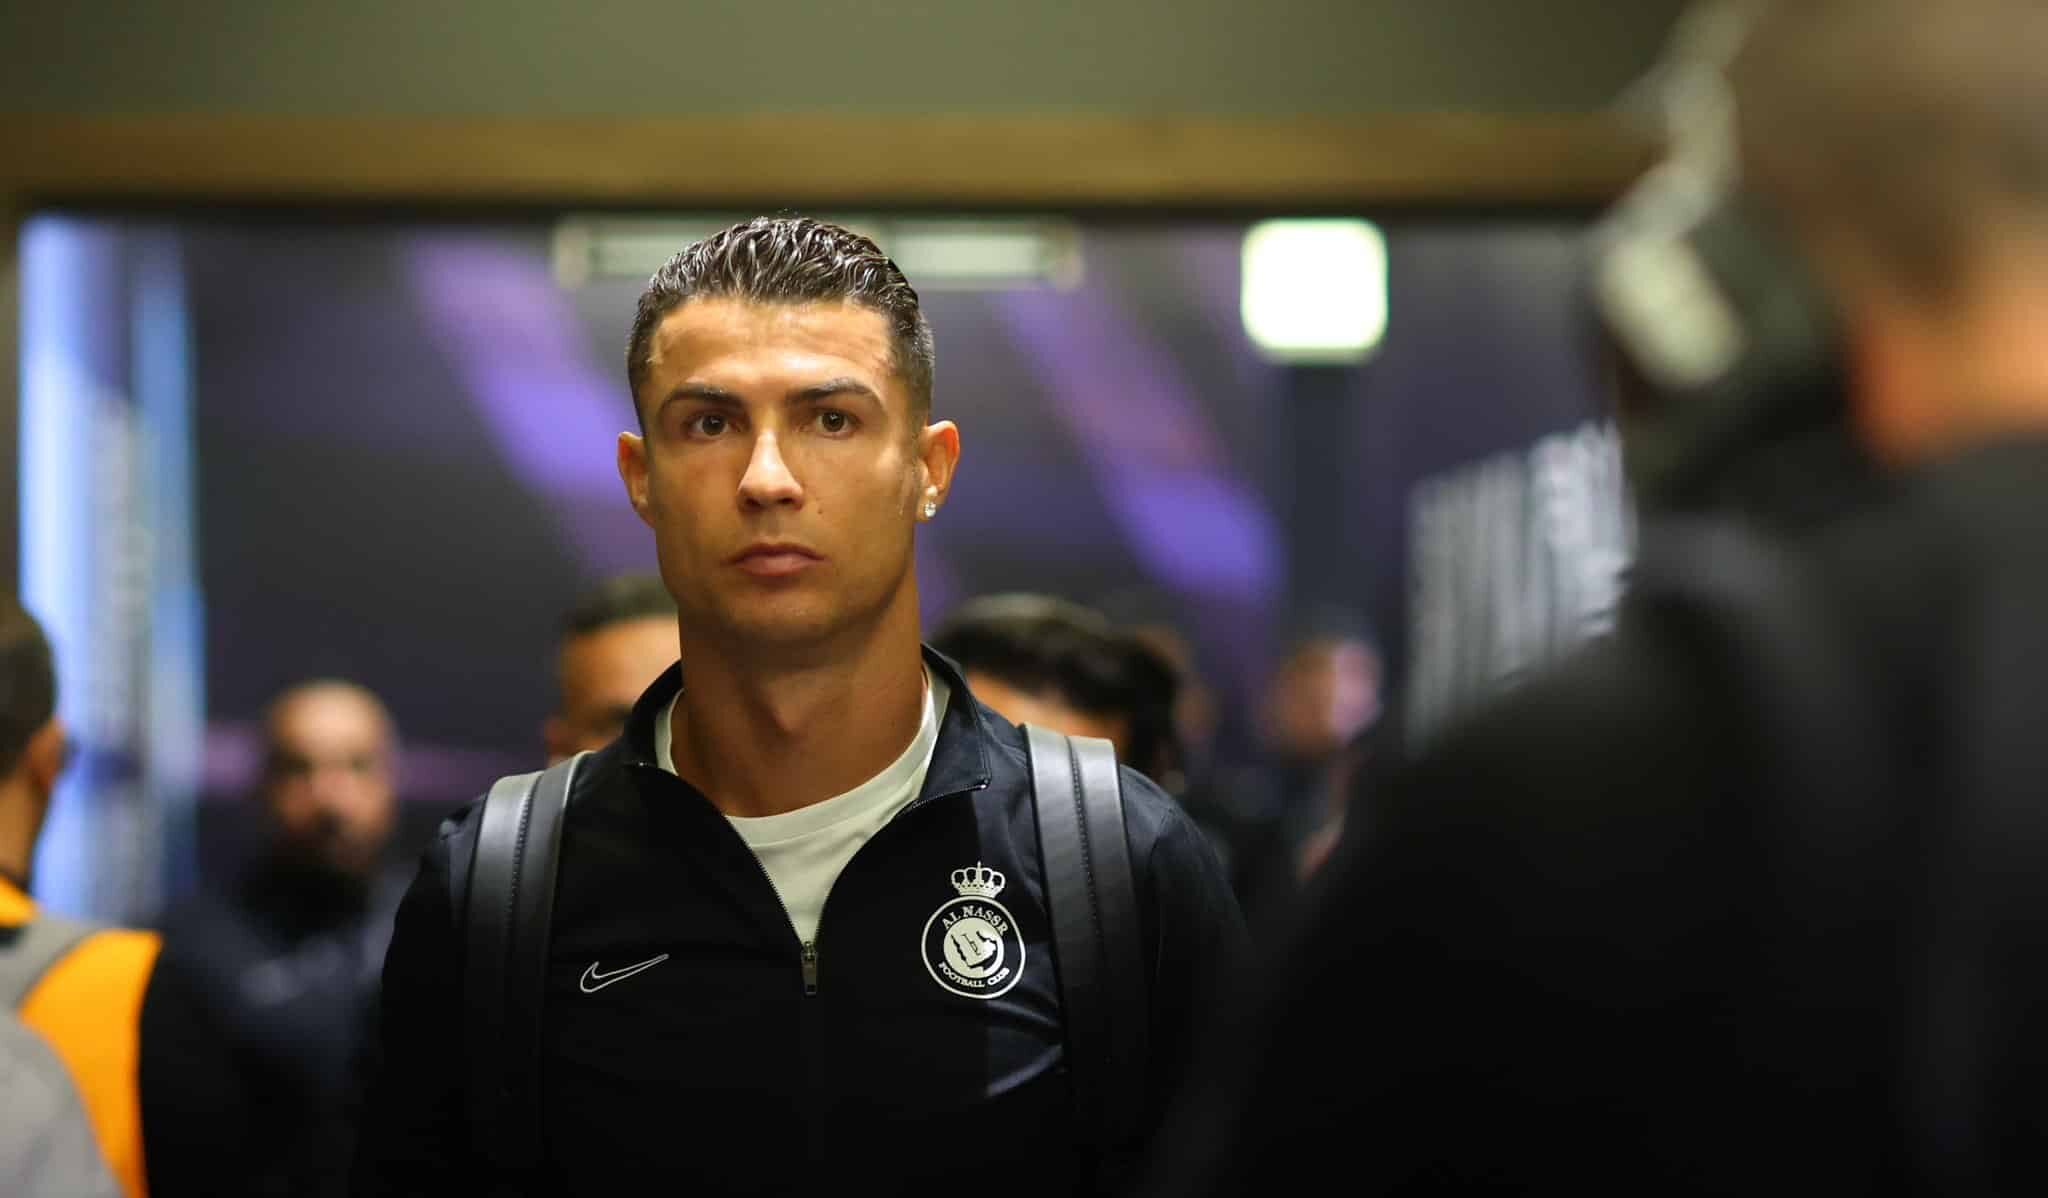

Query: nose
left=737, top=431, right=805, bottom=510
left=304, top=761, right=357, bottom=807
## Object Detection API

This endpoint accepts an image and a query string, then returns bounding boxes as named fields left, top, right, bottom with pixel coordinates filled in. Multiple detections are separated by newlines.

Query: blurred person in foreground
left=148, top=680, right=403, bottom=1197
left=1146, top=1, right=2048, bottom=1193
left=355, top=217, right=1243, bottom=1196
left=0, top=598, right=157, bottom=1198
left=543, top=573, right=678, bottom=763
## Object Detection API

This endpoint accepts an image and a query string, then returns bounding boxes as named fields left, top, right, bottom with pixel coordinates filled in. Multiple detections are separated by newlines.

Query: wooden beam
left=1, top=113, right=1655, bottom=210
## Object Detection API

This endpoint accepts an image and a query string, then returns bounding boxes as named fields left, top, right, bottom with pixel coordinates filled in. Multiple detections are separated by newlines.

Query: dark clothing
left=1146, top=439, right=2048, bottom=1195
left=145, top=860, right=404, bottom=1198
left=354, top=648, right=1245, bottom=1197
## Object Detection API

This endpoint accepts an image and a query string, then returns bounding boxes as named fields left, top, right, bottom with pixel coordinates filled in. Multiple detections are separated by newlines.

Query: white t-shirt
left=654, top=671, right=949, bottom=946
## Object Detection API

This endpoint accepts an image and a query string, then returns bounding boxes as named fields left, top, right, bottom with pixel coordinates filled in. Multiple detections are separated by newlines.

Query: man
left=931, top=592, right=1183, bottom=784
left=356, top=217, right=1245, bottom=1196
left=148, top=680, right=404, bottom=1197
left=932, top=594, right=1259, bottom=898
left=1246, top=616, right=1380, bottom=883
left=0, top=598, right=157, bottom=1198
left=543, top=573, right=678, bottom=762
left=1181, top=614, right=1382, bottom=920
left=1148, top=1, right=2048, bottom=1193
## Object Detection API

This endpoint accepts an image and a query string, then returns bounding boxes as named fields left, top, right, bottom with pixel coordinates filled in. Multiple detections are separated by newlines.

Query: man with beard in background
left=147, top=680, right=403, bottom=1197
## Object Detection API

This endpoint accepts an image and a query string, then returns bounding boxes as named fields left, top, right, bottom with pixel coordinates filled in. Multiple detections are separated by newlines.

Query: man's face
left=619, top=299, right=958, bottom=654
left=546, top=615, right=677, bottom=761
left=263, top=687, right=397, bottom=880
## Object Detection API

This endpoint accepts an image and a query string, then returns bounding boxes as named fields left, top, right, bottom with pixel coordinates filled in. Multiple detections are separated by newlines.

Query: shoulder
left=1403, top=616, right=1722, bottom=794
left=155, top=884, right=244, bottom=941
left=971, top=702, right=1207, bottom=854
left=53, top=926, right=159, bottom=988
left=1355, top=620, right=1738, bottom=902
left=1116, top=768, right=1216, bottom=882
left=421, top=743, right=630, bottom=915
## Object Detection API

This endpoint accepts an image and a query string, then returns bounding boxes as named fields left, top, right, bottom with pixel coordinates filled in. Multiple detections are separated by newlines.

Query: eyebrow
left=791, top=378, right=882, bottom=406
left=661, top=382, right=744, bottom=409
left=658, top=377, right=883, bottom=412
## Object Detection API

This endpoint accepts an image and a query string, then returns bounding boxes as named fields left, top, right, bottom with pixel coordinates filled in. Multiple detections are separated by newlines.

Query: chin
left=722, top=599, right=846, bottom=646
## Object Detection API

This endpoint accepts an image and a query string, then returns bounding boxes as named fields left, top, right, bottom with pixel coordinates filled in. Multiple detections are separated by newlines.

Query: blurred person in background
left=0, top=598, right=158, bottom=1198
left=147, top=680, right=403, bottom=1197
left=1211, top=609, right=1381, bottom=917
left=1093, top=587, right=1223, bottom=790
left=934, top=593, right=1251, bottom=899
left=1253, top=612, right=1380, bottom=859
left=544, top=573, right=678, bottom=763
left=1146, top=0, right=2048, bottom=1193
left=356, top=216, right=1244, bottom=1196
left=932, top=593, right=1184, bottom=785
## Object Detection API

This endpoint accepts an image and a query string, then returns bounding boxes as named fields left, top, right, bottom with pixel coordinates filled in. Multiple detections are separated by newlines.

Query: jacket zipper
left=634, top=757, right=990, bottom=997
left=738, top=847, right=819, bottom=996
left=746, top=781, right=988, bottom=998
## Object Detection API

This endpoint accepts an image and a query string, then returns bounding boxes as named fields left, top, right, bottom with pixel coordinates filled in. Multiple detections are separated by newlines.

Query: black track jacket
left=353, top=648, right=1245, bottom=1197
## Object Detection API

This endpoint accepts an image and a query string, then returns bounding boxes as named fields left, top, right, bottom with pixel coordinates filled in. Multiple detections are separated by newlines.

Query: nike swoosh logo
left=579, top=953, right=671, bottom=994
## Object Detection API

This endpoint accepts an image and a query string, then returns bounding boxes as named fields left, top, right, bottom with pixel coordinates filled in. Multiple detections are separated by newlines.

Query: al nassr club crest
left=921, top=861, right=1026, bottom=1000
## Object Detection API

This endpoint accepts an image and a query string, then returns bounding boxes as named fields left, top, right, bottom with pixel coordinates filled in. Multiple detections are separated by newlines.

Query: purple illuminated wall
left=177, top=214, right=1604, bottom=880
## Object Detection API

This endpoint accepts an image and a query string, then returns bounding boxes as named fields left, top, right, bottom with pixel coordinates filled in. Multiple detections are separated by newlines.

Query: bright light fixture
left=553, top=215, right=1081, bottom=291
left=1240, top=219, right=1388, bottom=365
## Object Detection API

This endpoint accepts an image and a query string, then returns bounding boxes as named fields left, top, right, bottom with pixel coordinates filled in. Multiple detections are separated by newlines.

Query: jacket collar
left=620, top=645, right=995, bottom=801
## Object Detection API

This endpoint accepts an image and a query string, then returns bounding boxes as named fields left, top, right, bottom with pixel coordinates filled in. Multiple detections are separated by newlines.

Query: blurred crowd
left=0, top=567, right=1376, bottom=1196
left=9, top=1, right=2048, bottom=1195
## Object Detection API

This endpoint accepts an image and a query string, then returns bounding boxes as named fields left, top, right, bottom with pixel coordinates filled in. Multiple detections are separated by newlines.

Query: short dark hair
left=625, top=216, right=936, bottom=422
left=561, top=573, right=677, bottom=641
left=0, top=599, right=57, bottom=777
left=934, top=594, right=1182, bottom=784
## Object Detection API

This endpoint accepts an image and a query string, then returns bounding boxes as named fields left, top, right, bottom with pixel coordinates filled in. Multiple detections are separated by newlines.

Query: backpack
left=460, top=727, right=1144, bottom=1185
left=1, top=917, right=124, bottom=1198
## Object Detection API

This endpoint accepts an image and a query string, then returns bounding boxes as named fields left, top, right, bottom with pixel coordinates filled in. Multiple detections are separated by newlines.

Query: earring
left=922, top=501, right=938, bottom=519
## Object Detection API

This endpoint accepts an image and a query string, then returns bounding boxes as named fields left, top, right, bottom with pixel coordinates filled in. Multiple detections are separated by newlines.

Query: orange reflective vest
left=0, top=878, right=158, bottom=1198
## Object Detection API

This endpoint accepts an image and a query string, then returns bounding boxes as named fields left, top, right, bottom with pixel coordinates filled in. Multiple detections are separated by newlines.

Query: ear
left=618, top=432, right=655, bottom=528
left=23, top=718, right=64, bottom=797
left=915, top=420, right=961, bottom=521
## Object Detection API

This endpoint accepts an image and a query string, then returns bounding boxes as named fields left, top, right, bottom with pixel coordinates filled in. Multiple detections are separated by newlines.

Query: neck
left=0, top=780, right=43, bottom=891
left=1929, top=319, right=2048, bottom=460
left=673, top=581, right=928, bottom=818
left=1870, top=263, right=2048, bottom=465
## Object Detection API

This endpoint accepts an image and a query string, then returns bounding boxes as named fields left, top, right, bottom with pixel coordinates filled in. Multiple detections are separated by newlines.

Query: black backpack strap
left=1025, top=726, right=1148, bottom=1158
left=463, top=751, right=586, bottom=1178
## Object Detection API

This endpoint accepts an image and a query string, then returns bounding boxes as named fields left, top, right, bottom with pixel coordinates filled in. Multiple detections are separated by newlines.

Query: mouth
left=728, top=542, right=823, bottom=578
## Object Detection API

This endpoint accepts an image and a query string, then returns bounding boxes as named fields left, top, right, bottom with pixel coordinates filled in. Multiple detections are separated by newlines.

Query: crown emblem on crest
left=951, top=861, right=1006, bottom=898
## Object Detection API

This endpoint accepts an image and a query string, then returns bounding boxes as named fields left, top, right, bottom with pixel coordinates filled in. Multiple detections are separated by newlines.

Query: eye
left=687, top=412, right=730, bottom=438
left=815, top=409, right=854, bottom=435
